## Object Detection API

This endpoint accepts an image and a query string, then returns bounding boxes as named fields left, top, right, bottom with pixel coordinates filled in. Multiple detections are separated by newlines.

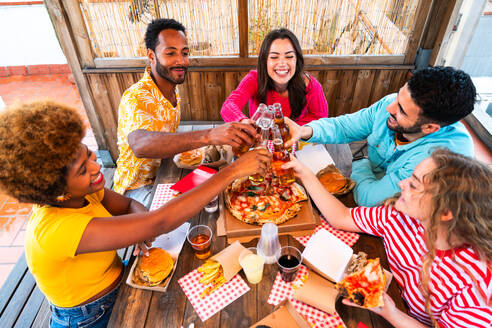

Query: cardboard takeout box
left=210, top=240, right=249, bottom=281
left=250, top=300, right=311, bottom=328
left=218, top=193, right=319, bottom=243
left=173, top=145, right=233, bottom=170
left=302, top=229, right=353, bottom=283
left=292, top=271, right=339, bottom=315
left=126, top=222, right=190, bottom=292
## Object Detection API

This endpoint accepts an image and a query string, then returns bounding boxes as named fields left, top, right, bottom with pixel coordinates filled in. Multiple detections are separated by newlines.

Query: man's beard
left=154, top=56, right=187, bottom=85
left=386, top=114, right=423, bottom=134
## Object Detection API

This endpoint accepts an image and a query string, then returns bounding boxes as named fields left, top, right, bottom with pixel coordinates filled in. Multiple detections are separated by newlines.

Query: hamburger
left=134, top=248, right=174, bottom=287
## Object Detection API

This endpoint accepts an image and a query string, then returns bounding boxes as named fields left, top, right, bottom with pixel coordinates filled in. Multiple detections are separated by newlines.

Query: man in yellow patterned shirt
left=114, top=19, right=256, bottom=206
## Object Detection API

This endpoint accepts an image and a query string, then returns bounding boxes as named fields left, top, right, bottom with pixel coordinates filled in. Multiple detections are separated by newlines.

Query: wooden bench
left=0, top=167, right=135, bottom=327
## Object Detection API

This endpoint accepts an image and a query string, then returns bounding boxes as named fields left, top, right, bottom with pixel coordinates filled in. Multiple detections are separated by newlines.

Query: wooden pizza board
left=219, top=192, right=319, bottom=244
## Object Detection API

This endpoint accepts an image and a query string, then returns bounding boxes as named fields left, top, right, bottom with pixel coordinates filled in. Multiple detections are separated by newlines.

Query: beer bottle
left=272, top=103, right=290, bottom=150
left=271, top=126, right=295, bottom=186
left=233, top=103, right=269, bottom=157
left=249, top=126, right=271, bottom=184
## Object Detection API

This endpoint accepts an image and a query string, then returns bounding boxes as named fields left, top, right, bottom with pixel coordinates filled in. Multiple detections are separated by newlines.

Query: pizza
left=224, top=176, right=308, bottom=225
left=336, top=258, right=386, bottom=308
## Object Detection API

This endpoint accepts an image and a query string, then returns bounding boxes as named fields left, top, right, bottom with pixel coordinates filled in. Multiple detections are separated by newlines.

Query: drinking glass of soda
left=275, top=246, right=302, bottom=282
left=186, top=225, right=213, bottom=259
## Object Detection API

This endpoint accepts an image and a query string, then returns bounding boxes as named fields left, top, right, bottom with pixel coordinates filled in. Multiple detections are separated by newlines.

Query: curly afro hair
left=407, top=66, right=476, bottom=126
left=0, top=101, right=85, bottom=204
left=144, top=18, right=186, bottom=52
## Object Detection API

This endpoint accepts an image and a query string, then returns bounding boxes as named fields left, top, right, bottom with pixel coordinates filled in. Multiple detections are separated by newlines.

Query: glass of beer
left=275, top=246, right=302, bottom=282
left=186, top=225, right=213, bottom=259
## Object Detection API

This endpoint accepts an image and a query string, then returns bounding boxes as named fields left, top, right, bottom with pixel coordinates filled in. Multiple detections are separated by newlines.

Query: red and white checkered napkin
left=178, top=269, right=250, bottom=322
left=267, top=265, right=345, bottom=328
left=149, top=184, right=180, bottom=211
left=295, top=217, right=360, bottom=247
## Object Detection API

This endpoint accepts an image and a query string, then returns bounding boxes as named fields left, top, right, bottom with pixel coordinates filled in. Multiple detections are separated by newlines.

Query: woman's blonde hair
left=390, top=149, right=492, bottom=326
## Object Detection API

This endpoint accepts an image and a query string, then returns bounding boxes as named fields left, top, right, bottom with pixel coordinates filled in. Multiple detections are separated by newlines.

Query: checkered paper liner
left=149, top=184, right=180, bottom=211
left=267, top=265, right=345, bottom=328
left=178, top=269, right=250, bottom=322
left=295, top=217, right=360, bottom=247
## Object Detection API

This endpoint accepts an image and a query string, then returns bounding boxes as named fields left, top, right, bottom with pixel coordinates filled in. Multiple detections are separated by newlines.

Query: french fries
left=198, top=260, right=226, bottom=298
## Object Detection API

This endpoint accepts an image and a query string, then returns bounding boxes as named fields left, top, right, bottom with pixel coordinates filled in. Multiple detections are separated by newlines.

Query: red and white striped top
left=351, top=206, right=492, bottom=327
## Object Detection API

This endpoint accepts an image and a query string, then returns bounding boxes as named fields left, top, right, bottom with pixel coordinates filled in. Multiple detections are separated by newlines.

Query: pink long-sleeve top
left=220, top=70, right=328, bottom=125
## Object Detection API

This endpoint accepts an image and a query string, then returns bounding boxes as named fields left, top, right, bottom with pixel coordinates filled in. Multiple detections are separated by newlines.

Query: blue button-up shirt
left=306, top=94, right=474, bottom=206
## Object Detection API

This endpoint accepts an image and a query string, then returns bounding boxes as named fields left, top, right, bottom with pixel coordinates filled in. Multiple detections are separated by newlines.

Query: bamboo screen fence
left=79, top=0, right=239, bottom=57
left=248, top=0, right=418, bottom=55
left=78, top=0, right=419, bottom=58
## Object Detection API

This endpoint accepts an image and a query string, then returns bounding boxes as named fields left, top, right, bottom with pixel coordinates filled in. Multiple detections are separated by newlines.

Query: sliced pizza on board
left=336, top=258, right=386, bottom=308
left=224, top=176, right=308, bottom=225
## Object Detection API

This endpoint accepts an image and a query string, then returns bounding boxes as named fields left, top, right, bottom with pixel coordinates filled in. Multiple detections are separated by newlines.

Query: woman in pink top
left=220, top=28, right=328, bottom=125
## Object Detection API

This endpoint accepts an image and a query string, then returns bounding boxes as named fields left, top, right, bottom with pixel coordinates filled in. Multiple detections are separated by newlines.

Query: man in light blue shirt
left=285, top=67, right=475, bottom=206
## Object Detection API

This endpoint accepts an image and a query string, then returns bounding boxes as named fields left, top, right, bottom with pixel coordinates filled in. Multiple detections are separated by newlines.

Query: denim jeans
left=124, top=184, right=153, bottom=209
left=49, top=285, right=120, bottom=328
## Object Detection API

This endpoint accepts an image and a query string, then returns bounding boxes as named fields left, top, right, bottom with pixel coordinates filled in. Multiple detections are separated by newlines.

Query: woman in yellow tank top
left=0, top=101, right=270, bottom=327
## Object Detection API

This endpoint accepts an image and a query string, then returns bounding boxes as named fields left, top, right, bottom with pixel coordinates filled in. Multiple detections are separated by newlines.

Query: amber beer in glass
left=272, top=126, right=295, bottom=186
left=186, top=225, right=213, bottom=259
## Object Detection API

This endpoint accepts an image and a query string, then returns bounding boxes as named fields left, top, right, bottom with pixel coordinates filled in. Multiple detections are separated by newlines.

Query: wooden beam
left=61, top=0, right=95, bottom=67
left=45, top=0, right=107, bottom=150
left=403, top=0, right=434, bottom=64
left=304, top=55, right=404, bottom=65
left=86, top=74, right=119, bottom=159
left=420, top=0, right=457, bottom=49
left=238, top=0, right=248, bottom=58
left=429, top=0, right=459, bottom=65
left=84, top=64, right=413, bottom=74
left=93, top=54, right=405, bottom=69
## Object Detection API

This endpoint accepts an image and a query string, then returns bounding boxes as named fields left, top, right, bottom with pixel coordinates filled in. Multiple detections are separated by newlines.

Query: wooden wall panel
left=315, top=70, right=340, bottom=117
left=352, top=70, right=376, bottom=112
left=369, top=70, right=394, bottom=104
left=335, top=70, right=358, bottom=116
left=85, top=68, right=410, bottom=159
left=205, top=72, right=224, bottom=120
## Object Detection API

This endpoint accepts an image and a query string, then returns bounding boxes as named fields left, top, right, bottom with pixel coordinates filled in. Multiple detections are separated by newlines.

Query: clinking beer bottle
left=233, top=104, right=269, bottom=157
left=271, top=126, right=295, bottom=186
left=249, top=126, right=271, bottom=184
left=272, top=103, right=291, bottom=151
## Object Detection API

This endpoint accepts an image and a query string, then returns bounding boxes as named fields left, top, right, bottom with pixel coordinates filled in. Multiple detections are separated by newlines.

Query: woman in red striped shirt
left=284, top=148, right=491, bottom=327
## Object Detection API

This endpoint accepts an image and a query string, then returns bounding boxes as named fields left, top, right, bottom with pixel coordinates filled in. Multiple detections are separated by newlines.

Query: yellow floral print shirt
left=113, top=67, right=180, bottom=194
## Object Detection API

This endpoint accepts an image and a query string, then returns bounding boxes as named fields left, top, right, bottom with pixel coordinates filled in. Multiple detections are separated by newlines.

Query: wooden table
left=109, top=126, right=407, bottom=328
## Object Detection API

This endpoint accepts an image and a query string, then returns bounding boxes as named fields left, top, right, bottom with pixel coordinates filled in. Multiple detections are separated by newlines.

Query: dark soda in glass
left=277, top=254, right=300, bottom=282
